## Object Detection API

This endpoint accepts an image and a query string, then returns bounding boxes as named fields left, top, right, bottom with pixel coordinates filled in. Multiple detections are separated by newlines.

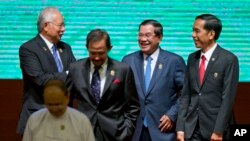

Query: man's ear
left=209, top=30, right=215, bottom=40
left=108, top=46, right=112, bottom=51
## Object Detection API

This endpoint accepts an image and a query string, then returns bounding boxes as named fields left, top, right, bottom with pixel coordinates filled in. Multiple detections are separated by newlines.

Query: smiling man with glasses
left=122, top=19, right=186, bottom=141
left=17, top=7, right=76, bottom=136
left=48, top=22, right=65, bottom=29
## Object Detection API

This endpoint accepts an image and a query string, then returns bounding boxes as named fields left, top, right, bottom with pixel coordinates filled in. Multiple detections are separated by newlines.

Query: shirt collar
left=39, top=34, right=54, bottom=50
left=143, top=47, right=160, bottom=61
left=201, top=43, right=217, bottom=61
left=90, top=58, right=108, bottom=71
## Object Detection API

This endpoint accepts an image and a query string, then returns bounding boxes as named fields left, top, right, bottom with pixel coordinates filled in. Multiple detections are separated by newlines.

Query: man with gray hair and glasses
left=17, top=6, right=75, bottom=135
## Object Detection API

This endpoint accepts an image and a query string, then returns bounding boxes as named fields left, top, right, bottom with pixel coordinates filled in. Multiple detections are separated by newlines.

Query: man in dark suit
left=17, top=7, right=76, bottom=135
left=122, top=20, right=186, bottom=141
left=176, top=14, right=239, bottom=141
left=66, top=29, right=140, bottom=141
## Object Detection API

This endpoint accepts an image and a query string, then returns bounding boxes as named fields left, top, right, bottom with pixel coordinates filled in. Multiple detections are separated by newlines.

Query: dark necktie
left=52, top=45, right=63, bottom=72
left=91, top=68, right=101, bottom=104
left=199, top=55, right=206, bottom=85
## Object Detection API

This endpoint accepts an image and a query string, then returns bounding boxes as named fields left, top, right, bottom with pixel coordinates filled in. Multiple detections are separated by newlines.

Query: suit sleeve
left=166, top=56, right=186, bottom=122
left=213, top=55, right=239, bottom=133
left=123, top=66, right=140, bottom=140
left=176, top=56, right=191, bottom=132
left=19, top=45, right=75, bottom=88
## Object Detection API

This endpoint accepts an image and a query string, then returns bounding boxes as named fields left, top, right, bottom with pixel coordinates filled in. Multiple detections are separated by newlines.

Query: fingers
left=159, top=115, right=173, bottom=132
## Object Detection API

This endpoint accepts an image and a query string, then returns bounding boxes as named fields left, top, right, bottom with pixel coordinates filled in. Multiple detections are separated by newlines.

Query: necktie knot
left=52, top=45, right=56, bottom=52
left=146, top=56, right=152, bottom=63
left=201, top=55, right=206, bottom=61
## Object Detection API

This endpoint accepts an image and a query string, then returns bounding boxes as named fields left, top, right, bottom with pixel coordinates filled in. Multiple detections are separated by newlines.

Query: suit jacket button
left=199, top=93, right=201, bottom=96
left=145, top=100, right=148, bottom=105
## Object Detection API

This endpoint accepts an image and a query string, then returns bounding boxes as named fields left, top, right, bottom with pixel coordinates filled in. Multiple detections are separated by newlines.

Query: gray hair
left=37, top=7, right=60, bottom=32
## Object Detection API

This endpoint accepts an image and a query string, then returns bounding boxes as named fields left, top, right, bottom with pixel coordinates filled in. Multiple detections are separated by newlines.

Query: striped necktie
left=52, top=45, right=63, bottom=72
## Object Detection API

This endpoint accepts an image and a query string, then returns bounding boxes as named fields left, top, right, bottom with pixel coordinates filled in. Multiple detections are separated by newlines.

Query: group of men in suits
left=17, top=6, right=239, bottom=141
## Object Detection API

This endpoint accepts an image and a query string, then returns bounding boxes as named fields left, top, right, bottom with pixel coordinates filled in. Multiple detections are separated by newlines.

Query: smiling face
left=192, top=19, right=215, bottom=52
left=138, top=24, right=162, bottom=55
left=43, top=11, right=65, bottom=44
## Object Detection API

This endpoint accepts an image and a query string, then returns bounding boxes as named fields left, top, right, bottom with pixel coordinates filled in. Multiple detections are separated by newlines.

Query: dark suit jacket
left=176, top=45, right=239, bottom=140
left=122, top=48, right=186, bottom=141
left=17, top=34, right=76, bottom=134
left=67, top=58, right=140, bottom=141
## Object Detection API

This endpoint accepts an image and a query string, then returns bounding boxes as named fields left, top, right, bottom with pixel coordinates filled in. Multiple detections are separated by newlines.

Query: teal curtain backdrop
left=0, top=0, right=249, bottom=81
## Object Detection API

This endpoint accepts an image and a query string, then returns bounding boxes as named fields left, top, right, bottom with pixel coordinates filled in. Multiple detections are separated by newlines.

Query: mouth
left=193, top=39, right=199, bottom=44
left=140, top=43, right=150, bottom=48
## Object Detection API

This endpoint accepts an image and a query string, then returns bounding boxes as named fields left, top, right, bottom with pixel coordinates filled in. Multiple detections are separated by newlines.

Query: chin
left=52, top=113, right=62, bottom=118
left=141, top=47, right=149, bottom=52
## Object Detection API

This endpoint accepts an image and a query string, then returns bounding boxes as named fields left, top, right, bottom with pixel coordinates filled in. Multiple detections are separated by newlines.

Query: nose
left=139, top=36, right=147, bottom=42
left=192, top=31, right=196, bottom=38
left=61, top=26, right=65, bottom=32
left=93, top=55, right=101, bottom=61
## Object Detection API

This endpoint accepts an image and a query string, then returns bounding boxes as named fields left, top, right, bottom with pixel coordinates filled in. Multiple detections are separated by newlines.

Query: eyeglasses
left=138, top=33, right=156, bottom=38
left=48, top=22, right=65, bottom=29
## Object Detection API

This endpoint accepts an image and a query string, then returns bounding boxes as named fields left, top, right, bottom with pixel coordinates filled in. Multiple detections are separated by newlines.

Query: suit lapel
left=134, top=52, right=147, bottom=95
left=102, top=59, right=115, bottom=96
left=146, top=49, right=165, bottom=95
left=84, top=60, right=91, bottom=93
left=36, top=35, right=51, bottom=56
left=36, top=35, right=59, bottom=72
left=194, top=51, right=202, bottom=88
left=83, top=59, right=99, bottom=107
left=201, top=45, right=220, bottom=88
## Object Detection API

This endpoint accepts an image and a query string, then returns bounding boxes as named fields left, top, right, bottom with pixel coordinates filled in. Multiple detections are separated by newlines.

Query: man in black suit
left=176, top=14, right=239, bottom=141
left=17, top=7, right=76, bottom=135
left=66, top=29, right=140, bottom=141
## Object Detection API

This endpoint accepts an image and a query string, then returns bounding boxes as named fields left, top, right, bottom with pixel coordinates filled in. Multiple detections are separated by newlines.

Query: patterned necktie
left=52, top=45, right=63, bottom=72
left=91, top=68, right=101, bottom=104
left=199, top=55, right=206, bottom=85
left=145, top=56, right=152, bottom=92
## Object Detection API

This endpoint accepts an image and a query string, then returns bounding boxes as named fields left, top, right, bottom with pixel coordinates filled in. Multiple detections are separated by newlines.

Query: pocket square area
left=113, top=79, right=120, bottom=84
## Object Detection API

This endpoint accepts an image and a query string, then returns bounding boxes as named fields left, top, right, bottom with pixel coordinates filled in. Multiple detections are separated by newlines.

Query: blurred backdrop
left=0, top=1, right=249, bottom=140
left=0, top=0, right=249, bottom=81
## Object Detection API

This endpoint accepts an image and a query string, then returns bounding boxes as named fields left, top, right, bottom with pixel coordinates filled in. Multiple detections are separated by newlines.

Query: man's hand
left=158, top=114, right=173, bottom=132
left=177, top=131, right=184, bottom=141
left=210, top=132, right=223, bottom=141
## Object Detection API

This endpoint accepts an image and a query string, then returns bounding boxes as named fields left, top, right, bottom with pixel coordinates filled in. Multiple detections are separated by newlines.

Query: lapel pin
left=110, top=70, right=115, bottom=76
left=42, top=47, right=47, bottom=51
left=59, top=48, right=63, bottom=53
left=60, top=125, right=65, bottom=130
left=159, top=64, right=163, bottom=69
left=214, top=72, right=218, bottom=78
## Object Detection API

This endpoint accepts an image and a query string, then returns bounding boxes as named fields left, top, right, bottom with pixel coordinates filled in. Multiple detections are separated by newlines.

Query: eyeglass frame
left=47, top=21, right=65, bottom=29
left=138, top=33, right=156, bottom=39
